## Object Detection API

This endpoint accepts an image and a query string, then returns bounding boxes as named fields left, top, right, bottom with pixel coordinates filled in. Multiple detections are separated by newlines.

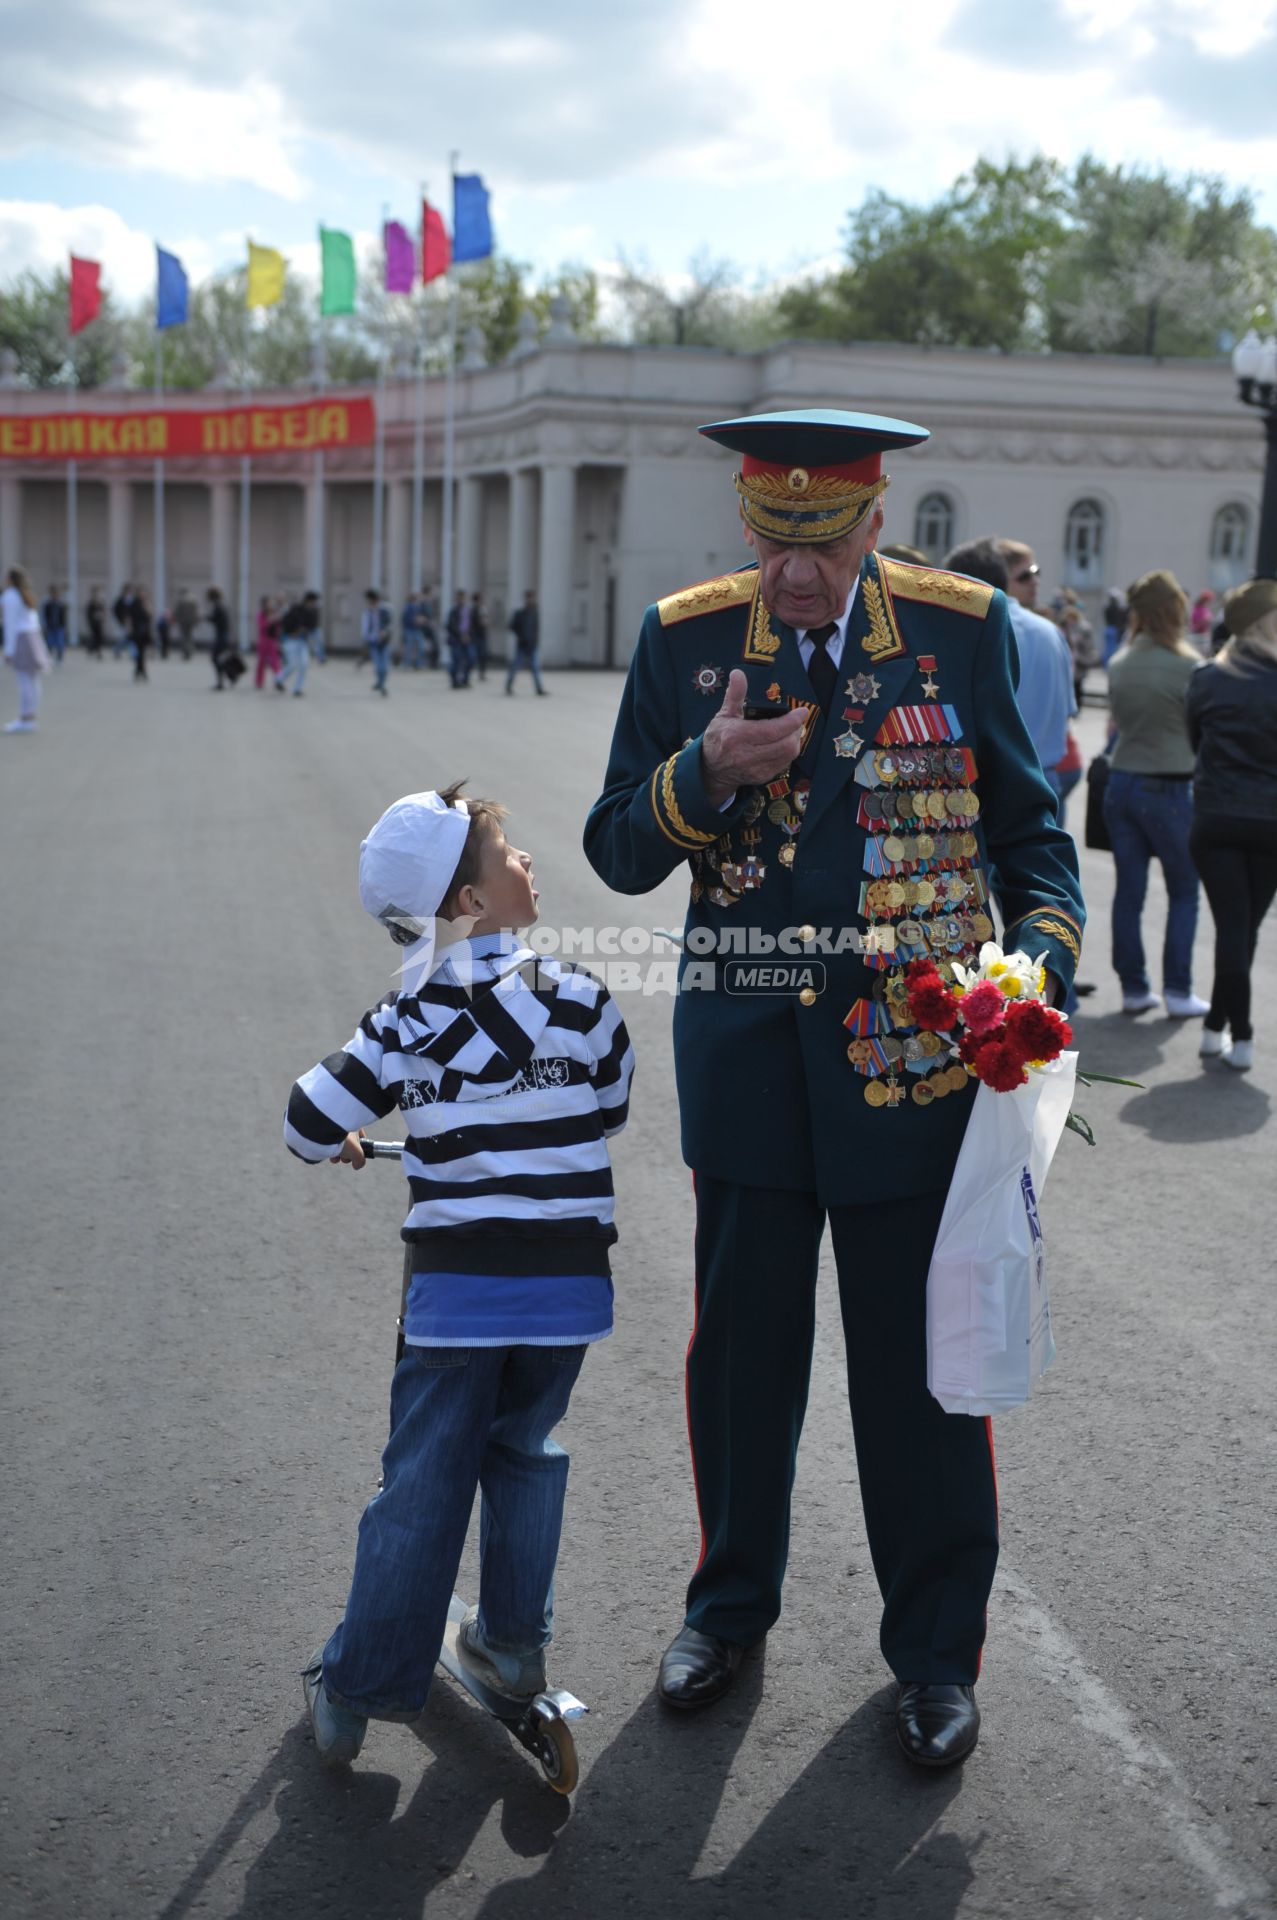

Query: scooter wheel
left=533, top=1714, right=578, bottom=1795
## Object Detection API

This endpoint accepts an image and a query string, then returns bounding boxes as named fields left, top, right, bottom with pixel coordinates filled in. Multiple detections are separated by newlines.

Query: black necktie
left=805, top=623, right=838, bottom=712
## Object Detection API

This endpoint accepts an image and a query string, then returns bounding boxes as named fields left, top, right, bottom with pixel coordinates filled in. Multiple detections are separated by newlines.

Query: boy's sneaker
left=301, top=1650, right=367, bottom=1766
left=1199, top=1028, right=1227, bottom=1058
left=457, top=1606, right=547, bottom=1700
left=1224, top=1039, right=1255, bottom=1072
left=1165, top=991, right=1210, bottom=1018
left=1121, top=990, right=1161, bottom=1015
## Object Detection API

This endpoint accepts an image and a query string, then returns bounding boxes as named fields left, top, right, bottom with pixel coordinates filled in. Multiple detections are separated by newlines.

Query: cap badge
left=786, top=467, right=810, bottom=495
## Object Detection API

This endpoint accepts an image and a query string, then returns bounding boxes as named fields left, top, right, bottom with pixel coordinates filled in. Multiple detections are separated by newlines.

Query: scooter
left=362, top=1137, right=588, bottom=1795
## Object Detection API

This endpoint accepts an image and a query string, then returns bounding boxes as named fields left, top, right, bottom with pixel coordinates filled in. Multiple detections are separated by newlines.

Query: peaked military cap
left=700, top=408, right=930, bottom=544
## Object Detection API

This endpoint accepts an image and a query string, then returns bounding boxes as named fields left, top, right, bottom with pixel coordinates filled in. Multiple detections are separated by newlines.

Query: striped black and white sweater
left=285, top=935, right=635, bottom=1275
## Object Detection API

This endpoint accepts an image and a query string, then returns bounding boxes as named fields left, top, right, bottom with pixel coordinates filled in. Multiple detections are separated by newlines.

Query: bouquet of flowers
left=905, top=941, right=1126, bottom=1142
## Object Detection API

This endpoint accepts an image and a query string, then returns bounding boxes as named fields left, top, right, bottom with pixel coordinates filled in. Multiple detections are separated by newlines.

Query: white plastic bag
left=926, top=1051, right=1078, bottom=1416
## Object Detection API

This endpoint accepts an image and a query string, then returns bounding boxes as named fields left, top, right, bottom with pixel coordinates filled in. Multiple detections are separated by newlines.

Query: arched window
left=1063, top=498, right=1105, bottom=589
left=1209, top=502, right=1251, bottom=592
left=913, top=492, right=954, bottom=563
left=1210, top=502, right=1249, bottom=561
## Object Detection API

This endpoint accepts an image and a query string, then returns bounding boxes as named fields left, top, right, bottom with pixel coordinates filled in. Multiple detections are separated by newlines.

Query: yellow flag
left=246, top=241, right=285, bottom=309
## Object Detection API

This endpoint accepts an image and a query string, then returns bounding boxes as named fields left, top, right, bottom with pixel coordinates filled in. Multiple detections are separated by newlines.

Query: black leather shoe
left=896, top=1683, right=980, bottom=1768
left=658, top=1626, right=743, bottom=1710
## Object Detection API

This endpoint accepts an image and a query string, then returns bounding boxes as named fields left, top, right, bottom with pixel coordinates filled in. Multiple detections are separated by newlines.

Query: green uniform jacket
left=584, top=553, right=1086, bottom=1204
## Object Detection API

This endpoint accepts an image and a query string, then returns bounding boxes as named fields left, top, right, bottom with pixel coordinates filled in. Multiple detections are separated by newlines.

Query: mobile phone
left=743, top=704, right=778, bottom=721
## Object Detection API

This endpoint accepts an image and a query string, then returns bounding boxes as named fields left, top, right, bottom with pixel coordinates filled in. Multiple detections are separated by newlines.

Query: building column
left=209, top=479, right=234, bottom=596
left=304, top=460, right=325, bottom=598
left=506, top=468, right=536, bottom=607
left=107, top=476, right=134, bottom=590
left=457, top=474, right=482, bottom=597
left=537, top=465, right=575, bottom=667
left=0, top=476, right=21, bottom=570
left=386, top=478, right=410, bottom=620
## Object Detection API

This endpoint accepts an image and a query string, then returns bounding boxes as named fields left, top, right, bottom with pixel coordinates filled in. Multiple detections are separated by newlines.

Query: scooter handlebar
left=362, top=1139, right=405, bottom=1160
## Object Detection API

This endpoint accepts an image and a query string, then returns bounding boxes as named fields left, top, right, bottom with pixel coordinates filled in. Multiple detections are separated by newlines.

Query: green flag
left=319, top=226, right=356, bottom=316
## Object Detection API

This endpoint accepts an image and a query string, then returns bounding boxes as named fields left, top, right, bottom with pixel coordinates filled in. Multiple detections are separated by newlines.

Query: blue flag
left=452, top=174, right=493, bottom=262
left=156, top=245, right=189, bottom=329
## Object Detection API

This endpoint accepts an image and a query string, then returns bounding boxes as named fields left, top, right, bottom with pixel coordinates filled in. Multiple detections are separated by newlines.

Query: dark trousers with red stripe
left=684, top=1176, right=999, bottom=1684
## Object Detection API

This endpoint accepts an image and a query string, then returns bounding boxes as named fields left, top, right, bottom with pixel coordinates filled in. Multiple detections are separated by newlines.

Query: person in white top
left=3, top=567, right=50, bottom=733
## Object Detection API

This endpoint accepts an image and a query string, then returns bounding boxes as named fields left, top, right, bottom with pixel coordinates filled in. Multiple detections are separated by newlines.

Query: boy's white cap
left=358, top=790, right=471, bottom=940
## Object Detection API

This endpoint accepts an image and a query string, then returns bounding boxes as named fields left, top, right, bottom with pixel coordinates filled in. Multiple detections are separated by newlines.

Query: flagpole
left=411, top=185, right=426, bottom=595
left=67, top=368, right=78, bottom=659
left=440, top=153, right=460, bottom=631
left=154, top=327, right=166, bottom=630
left=239, top=330, right=251, bottom=657
left=371, top=206, right=390, bottom=595
left=372, top=343, right=386, bottom=594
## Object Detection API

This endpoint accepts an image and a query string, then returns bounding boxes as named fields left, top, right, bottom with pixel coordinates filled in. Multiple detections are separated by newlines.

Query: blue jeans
left=1103, top=770, right=1200, bottom=996
left=278, top=636, right=309, bottom=694
left=506, top=647, right=545, bottom=694
left=321, top=1341, right=585, bottom=1718
left=369, top=639, right=390, bottom=691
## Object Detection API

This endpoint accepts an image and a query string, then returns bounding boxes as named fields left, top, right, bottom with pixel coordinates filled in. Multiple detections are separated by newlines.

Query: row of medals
left=857, top=745, right=988, bottom=1109
left=689, top=742, right=990, bottom=1111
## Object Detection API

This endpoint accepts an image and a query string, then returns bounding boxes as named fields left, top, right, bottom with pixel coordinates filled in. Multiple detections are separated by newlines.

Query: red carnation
left=907, top=974, right=961, bottom=1032
left=958, top=979, right=1006, bottom=1037
left=905, top=956, right=940, bottom=983
left=958, top=1029, right=991, bottom=1066
left=1004, top=999, right=1072, bottom=1063
left=971, top=1036, right=1030, bottom=1092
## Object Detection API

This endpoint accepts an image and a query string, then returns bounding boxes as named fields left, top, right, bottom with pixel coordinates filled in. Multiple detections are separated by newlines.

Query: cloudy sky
left=2, top=0, right=1276, bottom=307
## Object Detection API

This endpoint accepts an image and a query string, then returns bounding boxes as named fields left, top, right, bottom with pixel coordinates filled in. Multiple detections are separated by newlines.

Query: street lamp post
left=1231, top=329, right=1277, bottom=577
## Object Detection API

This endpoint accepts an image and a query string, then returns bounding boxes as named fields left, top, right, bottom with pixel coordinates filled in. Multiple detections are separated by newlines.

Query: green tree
left=0, top=268, right=124, bottom=387
left=775, top=156, right=1070, bottom=351
left=774, top=154, right=1274, bottom=358
left=609, top=250, right=771, bottom=349
left=1046, top=162, right=1269, bottom=357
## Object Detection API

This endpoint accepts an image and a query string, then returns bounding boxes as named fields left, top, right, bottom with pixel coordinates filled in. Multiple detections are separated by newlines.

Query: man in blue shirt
left=995, top=540, right=1076, bottom=797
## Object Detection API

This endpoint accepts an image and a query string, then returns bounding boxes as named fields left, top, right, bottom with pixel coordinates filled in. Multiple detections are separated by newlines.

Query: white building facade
left=0, top=333, right=1264, bottom=661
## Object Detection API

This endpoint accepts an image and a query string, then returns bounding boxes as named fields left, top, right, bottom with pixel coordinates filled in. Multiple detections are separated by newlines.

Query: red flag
left=422, top=201, right=451, bottom=283
left=69, top=256, right=102, bottom=334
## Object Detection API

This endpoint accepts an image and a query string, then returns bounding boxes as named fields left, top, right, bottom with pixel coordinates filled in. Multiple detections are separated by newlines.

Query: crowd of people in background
left=3, top=576, right=549, bottom=700
left=6, top=538, right=1273, bottom=1065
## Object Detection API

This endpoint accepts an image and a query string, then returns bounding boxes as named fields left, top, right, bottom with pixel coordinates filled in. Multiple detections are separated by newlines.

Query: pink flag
left=383, top=220, right=415, bottom=294
left=422, top=201, right=451, bottom=283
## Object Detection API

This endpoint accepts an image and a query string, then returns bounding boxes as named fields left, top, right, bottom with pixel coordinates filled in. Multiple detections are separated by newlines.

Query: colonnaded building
left=0, top=316, right=1264, bottom=664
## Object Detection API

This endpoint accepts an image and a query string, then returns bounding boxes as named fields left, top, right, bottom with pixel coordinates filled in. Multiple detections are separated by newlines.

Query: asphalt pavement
left=2, top=647, right=1273, bottom=1920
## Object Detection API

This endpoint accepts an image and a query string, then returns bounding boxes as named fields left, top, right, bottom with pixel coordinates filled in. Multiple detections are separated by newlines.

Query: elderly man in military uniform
left=584, top=411, right=1085, bottom=1767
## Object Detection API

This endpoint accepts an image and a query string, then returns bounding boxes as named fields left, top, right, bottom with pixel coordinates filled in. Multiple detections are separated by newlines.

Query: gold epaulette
left=657, top=569, right=758, bottom=628
left=878, top=557, right=994, bottom=619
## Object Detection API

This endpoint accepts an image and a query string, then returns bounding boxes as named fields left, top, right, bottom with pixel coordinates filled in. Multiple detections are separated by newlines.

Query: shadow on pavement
left=1117, top=1071, right=1271, bottom=1141
left=476, top=1665, right=974, bottom=1920
left=164, top=1649, right=973, bottom=1920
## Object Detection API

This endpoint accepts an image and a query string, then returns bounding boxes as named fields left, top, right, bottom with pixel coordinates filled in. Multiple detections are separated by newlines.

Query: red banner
left=0, top=396, right=376, bottom=462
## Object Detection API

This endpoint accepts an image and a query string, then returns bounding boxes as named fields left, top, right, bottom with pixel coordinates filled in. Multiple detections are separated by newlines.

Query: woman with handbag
left=1103, top=570, right=1208, bottom=1018
left=1186, top=579, right=1277, bottom=1072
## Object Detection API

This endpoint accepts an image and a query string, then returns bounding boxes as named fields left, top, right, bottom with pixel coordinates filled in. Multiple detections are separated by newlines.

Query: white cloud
left=111, top=77, right=306, bottom=198
left=0, top=201, right=157, bottom=302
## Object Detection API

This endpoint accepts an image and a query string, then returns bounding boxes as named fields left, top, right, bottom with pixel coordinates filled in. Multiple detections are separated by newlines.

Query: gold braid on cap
left=734, top=469, right=889, bottom=543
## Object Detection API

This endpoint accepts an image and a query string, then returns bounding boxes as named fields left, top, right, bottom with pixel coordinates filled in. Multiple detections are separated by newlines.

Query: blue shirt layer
left=1008, top=600, right=1076, bottom=770
left=404, top=1270, right=614, bottom=1347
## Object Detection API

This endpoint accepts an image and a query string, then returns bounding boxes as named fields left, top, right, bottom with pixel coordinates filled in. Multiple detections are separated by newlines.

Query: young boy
left=285, top=784, right=634, bottom=1765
